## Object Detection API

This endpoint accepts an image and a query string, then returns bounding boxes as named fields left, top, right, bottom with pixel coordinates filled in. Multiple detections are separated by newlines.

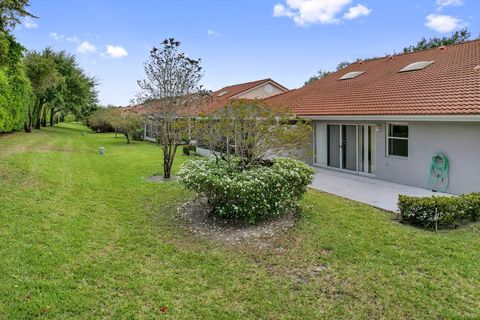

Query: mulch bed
left=177, top=197, right=300, bottom=249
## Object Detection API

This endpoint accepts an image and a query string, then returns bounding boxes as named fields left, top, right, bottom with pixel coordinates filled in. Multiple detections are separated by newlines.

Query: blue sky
left=14, top=0, right=479, bottom=106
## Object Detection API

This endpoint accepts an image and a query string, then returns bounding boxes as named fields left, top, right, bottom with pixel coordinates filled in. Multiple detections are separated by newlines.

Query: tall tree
left=304, top=69, right=332, bottom=85
left=24, top=48, right=98, bottom=131
left=48, top=51, right=98, bottom=126
left=24, top=48, right=62, bottom=130
left=136, top=38, right=204, bottom=179
left=304, top=61, right=352, bottom=85
left=0, top=0, right=36, bottom=31
left=403, top=28, right=473, bottom=53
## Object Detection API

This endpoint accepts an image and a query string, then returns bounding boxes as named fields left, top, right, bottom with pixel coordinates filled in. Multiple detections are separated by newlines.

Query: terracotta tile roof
left=200, top=78, right=287, bottom=114
left=123, top=79, right=287, bottom=116
left=122, top=104, right=150, bottom=115
left=265, top=40, right=480, bottom=116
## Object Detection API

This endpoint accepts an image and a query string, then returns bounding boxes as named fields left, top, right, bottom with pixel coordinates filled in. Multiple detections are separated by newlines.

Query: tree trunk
left=34, top=102, right=43, bottom=130
left=163, top=151, right=171, bottom=179
left=24, top=106, right=33, bottom=133
left=50, top=109, right=55, bottom=126
left=41, top=107, right=47, bottom=127
left=124, top=133, right=130, bottom=144
left=163, top=143, right=178, bottom=179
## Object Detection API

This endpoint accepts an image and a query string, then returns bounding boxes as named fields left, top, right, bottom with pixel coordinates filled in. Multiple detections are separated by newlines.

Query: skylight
left=218, top=91, right=229, bottom=97
left=399, top=61, right=435, bottom=72
left=339, top=71, right=365, bottom=80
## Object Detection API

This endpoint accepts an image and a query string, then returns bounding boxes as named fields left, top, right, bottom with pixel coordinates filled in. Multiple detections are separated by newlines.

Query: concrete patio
left=310, top=167, right=447, bottom=212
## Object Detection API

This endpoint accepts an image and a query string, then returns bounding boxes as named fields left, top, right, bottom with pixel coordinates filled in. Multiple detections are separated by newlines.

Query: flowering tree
left=195, top=99, right=312, bottom=169
left=135, top=38, right=204, bottom=179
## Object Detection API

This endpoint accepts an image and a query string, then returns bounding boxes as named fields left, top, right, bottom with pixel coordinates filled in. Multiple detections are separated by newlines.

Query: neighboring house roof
left=201, top=78, right=288, bottom=114
left=265, top=39, right=480, bottom=116
left=122, top=104, right=149, bottom=114
left=123, top=78, right=288, bottom=116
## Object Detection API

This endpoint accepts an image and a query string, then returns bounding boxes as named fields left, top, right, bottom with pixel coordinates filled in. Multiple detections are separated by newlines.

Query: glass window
left=387, top=124, right=408, bottom=157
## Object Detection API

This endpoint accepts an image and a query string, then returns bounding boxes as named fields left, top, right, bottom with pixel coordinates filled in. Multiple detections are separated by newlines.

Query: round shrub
left=179, top=157, right=315, bottom=223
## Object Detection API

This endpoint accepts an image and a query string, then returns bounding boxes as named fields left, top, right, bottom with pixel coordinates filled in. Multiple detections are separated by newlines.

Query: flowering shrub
left=179, top=157, right=315, bottom=223
left=398, top=193, right=480, bottom=230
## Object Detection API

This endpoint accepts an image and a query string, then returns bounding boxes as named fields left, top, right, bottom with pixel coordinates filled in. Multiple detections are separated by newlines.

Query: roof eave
left=302, top=114, right=480, bottom=122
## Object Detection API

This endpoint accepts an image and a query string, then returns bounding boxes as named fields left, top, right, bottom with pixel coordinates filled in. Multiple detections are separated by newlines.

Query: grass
left=0, top=123, right=479, bottom=319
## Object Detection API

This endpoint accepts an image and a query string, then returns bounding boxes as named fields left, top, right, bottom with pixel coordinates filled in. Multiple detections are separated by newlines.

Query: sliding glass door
left=315, top=123, right=376, bottom=174
left=358, top=125, right=376, bottom=174
left=342, top=125, right=357, bottom=171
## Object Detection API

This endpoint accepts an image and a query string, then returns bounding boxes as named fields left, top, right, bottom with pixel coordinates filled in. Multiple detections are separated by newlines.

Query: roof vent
left=399, top=61, right=435, bottom=72
left=439, top=45, right=446, bottom=50
left=339, top=71, right=365, bottom=80
left=218, top=91, right=229, bottom=97
left=474, top=65, right=480, bottom=72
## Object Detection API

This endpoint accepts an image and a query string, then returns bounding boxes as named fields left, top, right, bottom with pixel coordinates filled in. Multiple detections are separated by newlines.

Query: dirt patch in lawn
left=178, top=197, right=299, bottom=249
left=146, top=175, right=179, bottom=183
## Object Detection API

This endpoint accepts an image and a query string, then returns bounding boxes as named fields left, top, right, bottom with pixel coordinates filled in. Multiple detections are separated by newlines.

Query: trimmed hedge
left=398, top=193, right=480, bottom=230
left=179, top=157, right=315, bottom=223
left=0, top=32, right=32, bottom=133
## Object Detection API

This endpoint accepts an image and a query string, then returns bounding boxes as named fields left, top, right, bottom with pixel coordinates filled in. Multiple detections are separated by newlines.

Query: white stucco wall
left=313, top=120, right=480, bottom=194
left=375, top=122, right=480, bottom=194
left=236, top=83, right=285, bottom=100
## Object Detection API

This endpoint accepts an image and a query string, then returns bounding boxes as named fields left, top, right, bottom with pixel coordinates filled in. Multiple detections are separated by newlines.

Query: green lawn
left=0, top=123, right=479, bottom=319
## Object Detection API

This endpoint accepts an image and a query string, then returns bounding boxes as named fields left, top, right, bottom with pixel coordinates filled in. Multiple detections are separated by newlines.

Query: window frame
left=386, top=123, right=409, bottom=158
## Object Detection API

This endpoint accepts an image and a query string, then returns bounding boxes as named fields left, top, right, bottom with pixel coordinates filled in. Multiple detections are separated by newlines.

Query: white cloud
left=49, top=33, right=81, bottom=44
left=437, top=0, right=463, bottom=8
left=273, top=0, right=371, bottom=26
left=49, top=32, right=64, bottom=40
left=343, top=4, right=371, bottom=20
left=207, top=29, right=221, bottom=37
left=24, top=17, right=38, bottom=29
left=77, top=41, right=97, bottom=54
left=104, top=45, right=128, bottom=58
left=425, top=14, right=463, bottom=33
left=66, top=35, right=80, bottom=43
left=273, top=4, right=294, bottom=17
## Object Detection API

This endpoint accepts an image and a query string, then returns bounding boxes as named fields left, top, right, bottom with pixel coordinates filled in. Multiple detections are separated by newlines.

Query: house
left=265, top=40, right=480, bottom=194
left=139, top=78, right=289, bottom=143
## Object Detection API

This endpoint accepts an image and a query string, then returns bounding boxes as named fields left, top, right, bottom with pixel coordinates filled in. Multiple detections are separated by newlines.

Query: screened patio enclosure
left=314, top=123, right=376, bottom=175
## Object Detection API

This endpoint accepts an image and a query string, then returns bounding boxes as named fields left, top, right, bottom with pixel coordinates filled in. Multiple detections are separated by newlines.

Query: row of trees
left=24, top=48, right=98, bottom=131
left=0, top=1, right=98, bottom=134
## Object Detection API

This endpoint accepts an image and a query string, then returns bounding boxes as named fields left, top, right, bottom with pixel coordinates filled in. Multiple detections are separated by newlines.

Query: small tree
left=87, top=107, right=143, bottom=144
left=195, top=99, right=312, bottom=170
left=114, top=112, right=144, bottom=144
left=136, top=38, right=204, bottom=178
left=87, top=107, right=116, bottom=132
